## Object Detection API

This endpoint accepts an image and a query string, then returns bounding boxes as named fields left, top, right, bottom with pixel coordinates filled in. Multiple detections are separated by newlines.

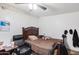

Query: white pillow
left=28, top=35, right=38, bottom=41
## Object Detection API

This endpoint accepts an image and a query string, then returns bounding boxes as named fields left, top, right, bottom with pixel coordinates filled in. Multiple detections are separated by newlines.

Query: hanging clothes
left=72, top=29, right=79, bottom=47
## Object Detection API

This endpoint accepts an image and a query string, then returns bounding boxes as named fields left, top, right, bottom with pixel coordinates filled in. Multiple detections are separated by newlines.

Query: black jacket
left=72, top=29, right=79, bottom=47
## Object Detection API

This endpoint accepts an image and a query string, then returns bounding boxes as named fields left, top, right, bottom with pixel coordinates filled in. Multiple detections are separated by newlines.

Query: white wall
left=39, top=12, right=79, bottom=51
left=0, top=7, right=38, bottom=46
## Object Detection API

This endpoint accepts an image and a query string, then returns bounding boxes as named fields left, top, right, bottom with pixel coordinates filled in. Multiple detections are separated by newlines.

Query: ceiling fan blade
left=37, top=5, right=47, bottom=10
left=15, top=3, right=24, bottom=4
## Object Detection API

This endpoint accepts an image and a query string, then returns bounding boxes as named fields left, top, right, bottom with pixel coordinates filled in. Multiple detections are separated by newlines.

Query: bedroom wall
left=39, top=12, right=79, bottom=51
left=0, top=7, right=38, bottom=46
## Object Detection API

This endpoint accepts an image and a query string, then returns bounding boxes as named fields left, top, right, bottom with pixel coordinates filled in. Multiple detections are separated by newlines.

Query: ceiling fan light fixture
left=28, top=4, right=33, bottom=10
left=33, top=4, right=38, bottom=10
left=28, top=4, right=38, bottom=10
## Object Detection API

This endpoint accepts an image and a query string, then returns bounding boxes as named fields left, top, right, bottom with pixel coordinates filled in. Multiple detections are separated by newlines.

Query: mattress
left=25, top=38, right=62, bottom=55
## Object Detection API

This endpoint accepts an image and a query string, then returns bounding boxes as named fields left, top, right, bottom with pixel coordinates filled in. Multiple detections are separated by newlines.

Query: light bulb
left=33, top=4, right=37, bottom=10
left=28, top=4, right=33, bottom=10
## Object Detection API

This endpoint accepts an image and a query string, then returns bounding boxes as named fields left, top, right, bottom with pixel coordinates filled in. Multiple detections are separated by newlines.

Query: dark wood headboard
left=22, top=27, right=39, bottom=40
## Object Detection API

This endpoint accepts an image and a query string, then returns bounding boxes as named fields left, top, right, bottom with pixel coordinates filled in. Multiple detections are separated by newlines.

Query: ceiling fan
left=15, top=3, right=47, bottom=10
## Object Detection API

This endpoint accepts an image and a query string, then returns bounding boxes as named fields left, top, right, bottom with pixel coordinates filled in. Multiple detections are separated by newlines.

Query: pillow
left=28, top=35, right=38, bottom=41
left=42, top=36, right=51, bottom=40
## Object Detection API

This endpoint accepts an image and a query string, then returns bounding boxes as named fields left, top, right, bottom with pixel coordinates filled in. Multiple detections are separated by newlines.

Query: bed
left=22, top=27, right=62, bottom=55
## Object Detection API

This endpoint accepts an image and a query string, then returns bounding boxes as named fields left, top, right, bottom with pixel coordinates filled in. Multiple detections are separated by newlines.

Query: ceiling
left=0, top=3, right=79, bottom=17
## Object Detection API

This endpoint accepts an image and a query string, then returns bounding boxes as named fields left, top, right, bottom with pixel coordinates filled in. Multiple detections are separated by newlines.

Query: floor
left=68, top=49, right=79, bottom=55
